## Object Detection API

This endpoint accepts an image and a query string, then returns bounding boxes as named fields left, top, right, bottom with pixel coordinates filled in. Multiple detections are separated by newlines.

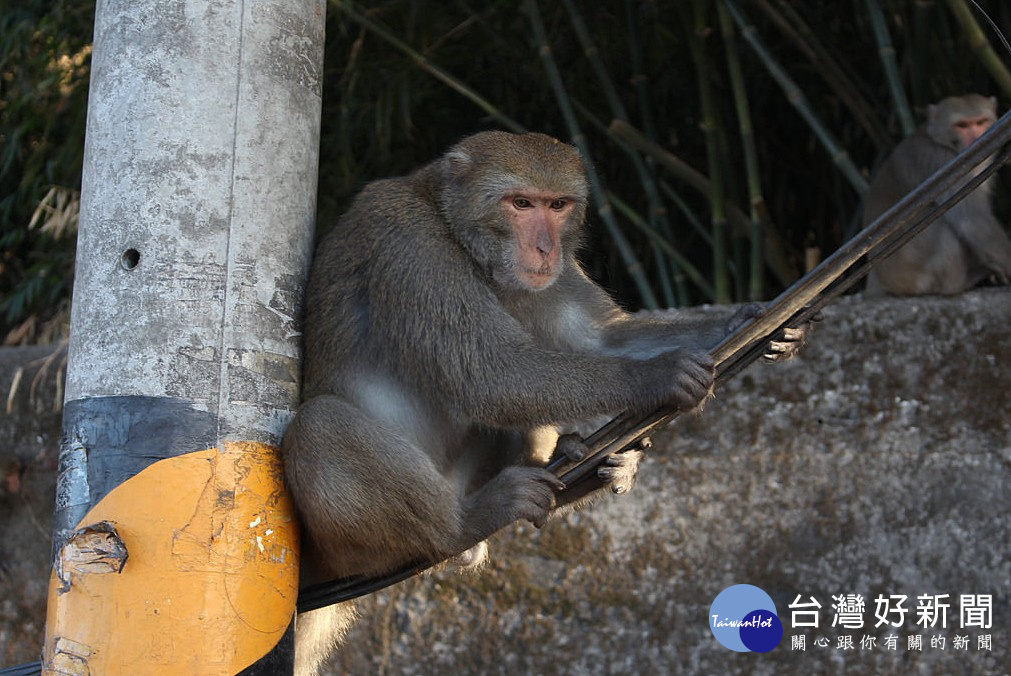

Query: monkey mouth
left=521, top=266, right=558, bottom=289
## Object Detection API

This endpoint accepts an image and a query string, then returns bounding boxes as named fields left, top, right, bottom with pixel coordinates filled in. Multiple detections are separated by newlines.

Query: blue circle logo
left=709, top=584, right=783, bottom=653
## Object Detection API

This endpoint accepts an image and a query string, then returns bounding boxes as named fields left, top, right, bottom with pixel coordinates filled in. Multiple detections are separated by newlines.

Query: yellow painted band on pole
left=42, top=442, right=299, bottom=675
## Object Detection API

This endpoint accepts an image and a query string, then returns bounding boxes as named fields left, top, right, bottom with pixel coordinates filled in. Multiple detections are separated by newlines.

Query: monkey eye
left=512, top=196, right=533, bottom=209
left=549, top=199, right=568, bottom=210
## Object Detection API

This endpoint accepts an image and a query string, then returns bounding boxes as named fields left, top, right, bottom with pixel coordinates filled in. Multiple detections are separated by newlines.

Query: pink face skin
left=501, top=190, right=577, bottom=290
left=953, top=113, right=994, bottom=149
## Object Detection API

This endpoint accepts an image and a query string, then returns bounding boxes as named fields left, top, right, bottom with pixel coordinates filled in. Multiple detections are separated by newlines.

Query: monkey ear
left=443, top=148, right=473, bottom=181
left=989, top=96, right=998, bottom=113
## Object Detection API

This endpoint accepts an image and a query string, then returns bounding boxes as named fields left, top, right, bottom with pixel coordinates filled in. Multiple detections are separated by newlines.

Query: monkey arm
left=540, top=264, right=733, bottom=356
left=359, top=250, right=714, bottom=429
left=446, top=338, right=713, bottom=429
left=599, top=310, right=730, bottom=356
left=599, top=302, right=813, bottom=362
left=946, top=202, right=1011, bottom=283
left=864, top=130, right=950, bottom=224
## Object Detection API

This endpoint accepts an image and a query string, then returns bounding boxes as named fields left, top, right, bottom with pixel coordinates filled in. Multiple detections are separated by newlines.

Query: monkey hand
left=724, top=302, right=765, bottom=334
left=639, top=348, right=715, bottom=413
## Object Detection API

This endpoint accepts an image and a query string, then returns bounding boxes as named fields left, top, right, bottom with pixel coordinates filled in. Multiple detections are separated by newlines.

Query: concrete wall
left=2, top=289, right=1009, bottom=673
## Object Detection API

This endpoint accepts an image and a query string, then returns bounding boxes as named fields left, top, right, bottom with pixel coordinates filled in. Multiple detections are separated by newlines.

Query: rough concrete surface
left=2, top=290, right=1009, bottom=674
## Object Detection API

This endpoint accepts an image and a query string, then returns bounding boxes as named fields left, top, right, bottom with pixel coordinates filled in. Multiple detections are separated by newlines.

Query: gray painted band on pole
left=67, top=0, right=323, bottom=443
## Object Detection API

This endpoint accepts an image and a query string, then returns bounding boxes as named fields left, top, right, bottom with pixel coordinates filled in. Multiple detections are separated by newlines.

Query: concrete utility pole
left=42, top=1, right=325, bottom=673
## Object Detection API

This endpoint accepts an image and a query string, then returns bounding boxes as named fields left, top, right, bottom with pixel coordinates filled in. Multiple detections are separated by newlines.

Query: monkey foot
left=449, top=541, right=489, bottom=570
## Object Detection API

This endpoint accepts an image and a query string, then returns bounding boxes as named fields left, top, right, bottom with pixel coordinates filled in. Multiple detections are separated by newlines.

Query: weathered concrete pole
left=42, top=1, right=325, bottom=673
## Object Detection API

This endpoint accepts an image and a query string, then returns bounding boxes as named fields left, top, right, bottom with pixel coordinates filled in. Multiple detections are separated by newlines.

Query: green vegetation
left=4, top=0, right=1011, bottom=341
left=1, top=1, right=92, bottom=343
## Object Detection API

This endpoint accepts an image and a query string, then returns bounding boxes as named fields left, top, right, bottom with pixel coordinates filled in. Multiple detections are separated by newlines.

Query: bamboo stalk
left=562, top=0, right=679, bottom=306
left=611, top=119, right=798, bottom=287
left=623, top=0, right=690, bottom=305
left=660, top=181, right=714, bottom=246
left=687, top=1, right=731, bottom=303
left=608, top=191, right=716, bottom=300
left=944, top=0, right=1011, bottom=98
left=754, top=0, right=890, bottom=150
left=865, top=0, right=916, bottom=136
left=718, top=2, right=765, bottom=301
left=722, top=0, right=870, bottom=195
left=330, top=0, right=525, bottom=133
left=623, top=0, right=660, bottom=143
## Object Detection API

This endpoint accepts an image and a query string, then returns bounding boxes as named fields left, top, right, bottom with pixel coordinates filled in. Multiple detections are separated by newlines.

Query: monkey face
left=499, top=190, right=577, bottom=291
left=952, top=113, right=993, bottom=150
left=438, top=131, right=589, bottom=293
left=927, top=94, right=998, bottom=152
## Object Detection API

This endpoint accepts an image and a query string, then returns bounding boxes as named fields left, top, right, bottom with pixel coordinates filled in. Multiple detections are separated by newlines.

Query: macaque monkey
left=864, top=94, right=1011, bottom=295
left=283, top=131, right=808, bottom=674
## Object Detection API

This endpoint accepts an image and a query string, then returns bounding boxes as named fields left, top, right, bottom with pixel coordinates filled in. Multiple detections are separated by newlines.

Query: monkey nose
left=535, top=234, right=554, bottom=256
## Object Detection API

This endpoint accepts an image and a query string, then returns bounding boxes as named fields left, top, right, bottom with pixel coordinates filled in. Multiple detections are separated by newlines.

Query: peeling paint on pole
left=43, top=1, right=325, bottom=673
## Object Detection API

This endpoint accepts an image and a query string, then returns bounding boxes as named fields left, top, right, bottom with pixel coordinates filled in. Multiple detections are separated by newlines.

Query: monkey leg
left=596, top=446, right=646, bottom=495
left=871, top=221, right=987, bottom=295
left=283, top=395, right=476, bottom=580
left=284, top=395, right=566, bottom=579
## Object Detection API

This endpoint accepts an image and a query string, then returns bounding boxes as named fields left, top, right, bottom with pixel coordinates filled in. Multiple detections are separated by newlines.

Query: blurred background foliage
left=1, top=1, right=91, bottom=344
left=3, top=0, right=1011, bottom=343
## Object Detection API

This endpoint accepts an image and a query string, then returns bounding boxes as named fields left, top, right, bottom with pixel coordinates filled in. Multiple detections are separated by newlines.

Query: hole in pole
left=121, top=248, right=140, bottom=270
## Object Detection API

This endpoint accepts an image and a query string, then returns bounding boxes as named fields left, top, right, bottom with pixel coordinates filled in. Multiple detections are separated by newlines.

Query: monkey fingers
left=597, top=448, right=644, bottom=495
